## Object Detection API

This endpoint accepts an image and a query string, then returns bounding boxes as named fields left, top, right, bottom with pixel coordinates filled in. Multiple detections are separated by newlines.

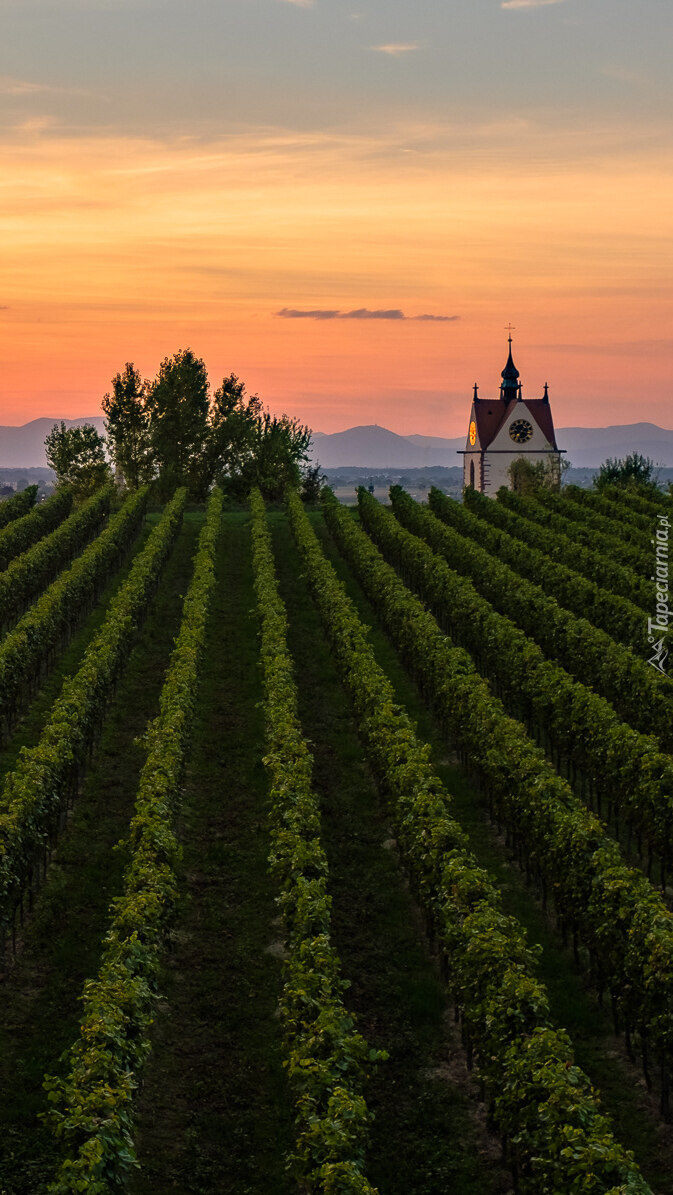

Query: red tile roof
left=524, top=399, right=558, bottom=449
left=472, top=396, right=559, bottom=450
left=473, top=399, right=511, bottom=449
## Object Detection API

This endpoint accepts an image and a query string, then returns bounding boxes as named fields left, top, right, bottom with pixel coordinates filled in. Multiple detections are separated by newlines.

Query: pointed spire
left=542, top=382, right=549, bottom=402
left=473, top=382, right=479, bottom=400
left=500, top=331, right=520, bottom=398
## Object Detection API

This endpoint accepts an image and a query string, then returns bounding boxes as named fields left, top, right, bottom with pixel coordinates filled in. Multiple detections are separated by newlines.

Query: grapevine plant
left=286, top=488, right=651, bottom=1194
left=0, top=484, right=38, bottom=530
left=355, top=487, right=673, bottom=884
left=0, top=487, right=185, bottom=961
left=430, top=486, right=660, bottom=657
left=462, top=485, right=653, bottom=613
left=496, top=487, right=652, bottom=581
left=0, top=485, right=149, bottom=742
left=392, top=487, right=673, bottom=751
left=326, top=488, right=673, bottom=1121
left=251, top=488, right=382, bottom=1194
left=44, top=488, right=223, bottom=1192
left=0, top=484, right=111, bottom=635
left=0, top=486, right=73, bottom=571
left=563, top=486, right=655, bottom=536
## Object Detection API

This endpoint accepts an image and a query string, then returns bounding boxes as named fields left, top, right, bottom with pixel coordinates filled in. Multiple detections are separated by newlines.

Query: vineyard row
left=324, top=487, right=673, bottom=1119
left=394, top=486, right=673, bottom=752
left=287, top=488, right=650, bottom=1193
left=45, top=488, right=222, bottom=1191
left=0, top=489, right=186, bottom=959
left=251, top=488, right=380, bottom=1194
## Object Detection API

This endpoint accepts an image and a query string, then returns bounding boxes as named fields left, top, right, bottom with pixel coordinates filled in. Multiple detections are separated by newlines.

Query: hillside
left=311, top=422, right=673, bottom=468
left=0, top=417, right=107, bottom=468
left=3, top=417, right=673, bottom=471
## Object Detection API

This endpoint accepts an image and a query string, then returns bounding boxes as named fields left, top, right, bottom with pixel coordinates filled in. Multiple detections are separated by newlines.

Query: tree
left=594, top=452, right=660, bottom=494
left=102, top=363, right=154, bottom=490
left=223, top=410, right=312, bottom=502
left=146, top=349, right=211, bottom=499
left=45, top=423, right=110, bottom=498
left=506, top=454, right=567, bottom=495
left=300, top=462, right=327, bottom=504
left=207, top=373, right=264, bottom=488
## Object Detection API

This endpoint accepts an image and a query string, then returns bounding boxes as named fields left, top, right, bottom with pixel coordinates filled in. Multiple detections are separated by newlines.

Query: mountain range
left=0, top=418, right=107, bottom=469
left=2, top=417, right=673, bottom=470
left=311, top=422, right=673, bottom=469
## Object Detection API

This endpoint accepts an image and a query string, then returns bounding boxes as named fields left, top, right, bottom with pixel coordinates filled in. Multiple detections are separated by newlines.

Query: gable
left=487, top=400, right=558, bottom=452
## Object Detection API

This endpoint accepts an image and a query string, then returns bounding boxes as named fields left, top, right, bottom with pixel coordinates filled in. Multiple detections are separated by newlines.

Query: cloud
left=414, top=313, right=460, bottom=322
left=278, top=0, right=314, bottom=7
left=276, top=307, right=459, bottom=321
left=371, top=43, right=420, bottom=56
left=501, top=0, right=566, bottom=8
left=341, top=308, right=405, bottom=319
left=0, top=76, right=92, bottom=97
left=277, top=308, right=341, bottom=319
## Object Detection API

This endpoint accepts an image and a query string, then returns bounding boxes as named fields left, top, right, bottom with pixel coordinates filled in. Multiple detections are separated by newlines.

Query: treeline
left=46, top=350, right=322, bottom=503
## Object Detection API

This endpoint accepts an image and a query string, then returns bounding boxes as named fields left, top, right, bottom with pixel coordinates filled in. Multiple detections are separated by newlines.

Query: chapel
left=459, top=335, right=564, bottom=494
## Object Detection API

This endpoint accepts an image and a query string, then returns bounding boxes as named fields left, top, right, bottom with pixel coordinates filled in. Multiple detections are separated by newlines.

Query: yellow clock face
left=469, top=420, right=476, bottom=446
left=509, top=418, right=533, bottom=444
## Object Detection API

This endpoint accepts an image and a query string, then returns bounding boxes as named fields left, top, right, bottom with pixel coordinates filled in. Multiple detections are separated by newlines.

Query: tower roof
left=500, top=335, right=520, bottom=395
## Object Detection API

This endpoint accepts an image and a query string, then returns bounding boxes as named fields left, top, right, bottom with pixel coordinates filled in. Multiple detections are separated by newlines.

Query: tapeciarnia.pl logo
left=647, top=513, right=670, bottom=675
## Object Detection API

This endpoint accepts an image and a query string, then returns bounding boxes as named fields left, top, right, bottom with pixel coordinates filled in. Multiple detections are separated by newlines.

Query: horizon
left=1, top=1, right=672, bottom=433
left=3, top=413, right=673, bottom=439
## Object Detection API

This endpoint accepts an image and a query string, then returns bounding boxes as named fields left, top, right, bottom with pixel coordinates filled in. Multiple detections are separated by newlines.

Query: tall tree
left=146, top=348, right=211, bottom=499
left=594, top=452, right=660, bottom=494
left=44, top=423, right=110, bottom=499
left=208, top=373, right=263, bottom=485
left=506, top=455, right=567, bottom=494
left=102, top=363, right=153, bottom=490
left=228, top=411, right=312, bottom=502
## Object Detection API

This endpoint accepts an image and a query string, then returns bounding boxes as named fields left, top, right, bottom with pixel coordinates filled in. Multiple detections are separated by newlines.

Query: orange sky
left=2, top=0, right=672, bottom=436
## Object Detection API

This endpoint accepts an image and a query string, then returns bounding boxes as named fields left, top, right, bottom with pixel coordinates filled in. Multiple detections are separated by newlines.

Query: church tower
left=459, top=334, right=564, bottom=494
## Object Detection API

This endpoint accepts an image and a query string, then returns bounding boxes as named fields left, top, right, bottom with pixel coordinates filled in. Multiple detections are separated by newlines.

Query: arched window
left=469, top=459, right=475, bottom=489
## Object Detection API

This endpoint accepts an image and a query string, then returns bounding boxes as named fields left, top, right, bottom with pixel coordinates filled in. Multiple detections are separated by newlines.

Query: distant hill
left=309, top=421, right=673, bottom=469
left=553, top=423, right=673, bottom=468
left=310, top=425, right=465, bottom=468
left=0, top=417, right=106, bottom=468
left=2, top=416, right=673, bottom=471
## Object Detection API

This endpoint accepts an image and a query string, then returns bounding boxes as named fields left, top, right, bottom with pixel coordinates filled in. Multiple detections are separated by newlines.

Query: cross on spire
left=505, top=322, right=516, bottom=343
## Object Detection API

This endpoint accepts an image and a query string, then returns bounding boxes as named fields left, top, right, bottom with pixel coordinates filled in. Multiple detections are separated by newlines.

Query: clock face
left=509, top=418, right=533, bottom=444
left=469, top=420, right=476, bottom=446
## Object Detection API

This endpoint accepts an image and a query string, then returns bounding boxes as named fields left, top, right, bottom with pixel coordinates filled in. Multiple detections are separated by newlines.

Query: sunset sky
left=1, top=0, right=672, bottom=435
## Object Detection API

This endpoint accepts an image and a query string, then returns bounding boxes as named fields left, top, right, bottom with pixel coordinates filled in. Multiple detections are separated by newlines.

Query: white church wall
left=482, top=451, right=555, bottom=494
left=462, top=452, right=481, bottom=490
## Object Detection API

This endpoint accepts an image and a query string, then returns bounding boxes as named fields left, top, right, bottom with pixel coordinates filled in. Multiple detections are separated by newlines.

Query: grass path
left=131, top=513, right=292, bottom=1195
left=0, top=515, right=201, bottom=1195
left=271, top=511, right=510, bottom=1195
left=312, top=508, right=673, bottom=1194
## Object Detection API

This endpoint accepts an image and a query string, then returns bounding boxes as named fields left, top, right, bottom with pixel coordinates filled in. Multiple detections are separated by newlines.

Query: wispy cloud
left=0, top=75, right=91, bottom=97
left=279, top=0, right=314, bottom=7
left=501, top=0, right=566, bottom=9
left=414, top=313, right=459, bottom=322
left=371, top=43, right=420, bottom=56
left=276, top=307, right=459, bottom=321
